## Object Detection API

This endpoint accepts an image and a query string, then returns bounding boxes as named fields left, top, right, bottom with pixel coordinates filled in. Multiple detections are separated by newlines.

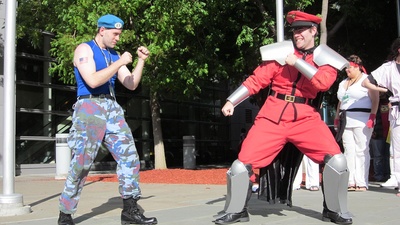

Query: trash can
left=183, top=135, right=196, bottom=169
left=55, top=133, right=71, bottom=179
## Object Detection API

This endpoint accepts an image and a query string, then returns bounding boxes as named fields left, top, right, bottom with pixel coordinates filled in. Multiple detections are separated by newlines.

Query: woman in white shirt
left=335, top=55, right=379, bottom=191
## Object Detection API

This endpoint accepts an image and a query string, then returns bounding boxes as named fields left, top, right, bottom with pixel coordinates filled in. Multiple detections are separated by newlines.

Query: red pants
left=239, top=112, right=341, bottom=171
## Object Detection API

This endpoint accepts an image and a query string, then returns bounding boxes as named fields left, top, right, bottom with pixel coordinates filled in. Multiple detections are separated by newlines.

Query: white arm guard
left=260, top=40, right=294, bottom=65
left=294, top=58, right=318, bottom=80
left=227, top=85, right=250, bottom=107
left=314, top=44, right=349, bottom=70
left=294, top=44, right=349, bottom=80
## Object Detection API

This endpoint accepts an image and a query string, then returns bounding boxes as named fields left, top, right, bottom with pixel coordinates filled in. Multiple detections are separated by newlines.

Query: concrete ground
left=1, top=174, right=400, bottom=225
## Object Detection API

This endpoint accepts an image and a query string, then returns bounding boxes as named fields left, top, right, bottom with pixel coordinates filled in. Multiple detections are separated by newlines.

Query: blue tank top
left=74, top=40, right=119, bottom=96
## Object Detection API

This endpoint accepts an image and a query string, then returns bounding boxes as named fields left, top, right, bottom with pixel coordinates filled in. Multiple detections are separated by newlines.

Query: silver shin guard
left=223, top=159, right=252, bottom=213
left=322, top=154, right=352, bottom=218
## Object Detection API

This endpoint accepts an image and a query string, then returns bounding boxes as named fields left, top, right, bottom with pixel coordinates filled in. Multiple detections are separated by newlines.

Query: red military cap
left=286, top=10, right=322, bottom=28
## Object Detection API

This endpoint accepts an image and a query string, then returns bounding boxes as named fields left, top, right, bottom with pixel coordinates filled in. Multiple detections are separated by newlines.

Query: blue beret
left=97, top=14, right=124, bottom=29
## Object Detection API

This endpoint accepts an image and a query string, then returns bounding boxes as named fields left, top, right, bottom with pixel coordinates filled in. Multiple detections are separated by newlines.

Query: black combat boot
left=58, top=211, right=75, bottom=225
left=322, top=208, right=353, bottom=224
left=121, top=197, right=158, bottom=225
left=214, top=209, right=250, bottom=224
left=213, top=181, right=252, bottom=224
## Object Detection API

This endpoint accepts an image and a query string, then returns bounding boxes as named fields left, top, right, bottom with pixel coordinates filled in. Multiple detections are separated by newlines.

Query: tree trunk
left=150, top=89, right=167, bottom=169
left=320, top=0, right=329, bottom=44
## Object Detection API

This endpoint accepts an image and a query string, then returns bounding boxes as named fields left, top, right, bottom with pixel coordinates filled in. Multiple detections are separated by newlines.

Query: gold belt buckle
left=380, top=105, right=389, bottom=112
left=284, top=95, right=295, bottom=103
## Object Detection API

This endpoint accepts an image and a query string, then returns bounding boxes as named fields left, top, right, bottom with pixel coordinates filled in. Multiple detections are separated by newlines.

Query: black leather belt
left=340, top=108, right=370, bottom=113
left=78, top=94, right=115, bottom=101
left=392, top=102, right=399, bottom=111
left=270, top=90, right=312, bottom=104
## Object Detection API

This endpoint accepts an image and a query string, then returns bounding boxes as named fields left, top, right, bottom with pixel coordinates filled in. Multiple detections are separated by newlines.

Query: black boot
left=213, top=209, right=249, bottom=224
left=121, top=197, right=158, bottom=225
left=322, top=208, right=352, bottom=225
left=58, top=211, right=75, bottom=225
left=320, top=175, right=352, bottom=225
left=213, top=181, right=252, bottom=224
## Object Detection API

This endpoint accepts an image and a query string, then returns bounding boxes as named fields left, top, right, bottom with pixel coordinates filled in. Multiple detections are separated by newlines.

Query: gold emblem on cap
left=288, top=13, right=296, bottom=20
left=115, top=22, right=122, bottom=29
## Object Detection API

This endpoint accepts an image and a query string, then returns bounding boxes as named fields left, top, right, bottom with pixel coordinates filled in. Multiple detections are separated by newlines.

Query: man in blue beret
left=97, top=14, right=124, bottom=29
left=57, top=14, right=157, bottom=225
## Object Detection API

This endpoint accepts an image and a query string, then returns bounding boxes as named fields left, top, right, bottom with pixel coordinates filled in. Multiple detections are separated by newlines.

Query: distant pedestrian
left=369, top=93, right=391, bottom=182
left=363, top=37, right=400, bottom=197
left=335, top=55, right=379, bottom=192
left=293, top=156, right=320, bottom=191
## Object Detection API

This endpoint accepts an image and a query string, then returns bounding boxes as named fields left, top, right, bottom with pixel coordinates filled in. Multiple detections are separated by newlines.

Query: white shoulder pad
left=313, top=44, right=349, bottom=71
left=259, top=40, right=294, bottom=65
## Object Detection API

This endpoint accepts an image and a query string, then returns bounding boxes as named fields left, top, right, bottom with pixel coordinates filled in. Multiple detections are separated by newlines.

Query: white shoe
left=380, top=176, right=398, bottom=187
left=252, top=183, right=259, bottom=193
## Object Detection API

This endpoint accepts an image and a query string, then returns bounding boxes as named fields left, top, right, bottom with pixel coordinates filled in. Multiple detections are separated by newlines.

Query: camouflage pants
left=59, top=98, right=141, bottom=214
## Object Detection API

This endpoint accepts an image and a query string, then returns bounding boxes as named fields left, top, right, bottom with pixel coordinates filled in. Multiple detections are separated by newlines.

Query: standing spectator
left=370, top=93, right=391, bottom=182
left=364, top=37, right=400, bottom=196
left=293, top=156, right=320, bottom=191
left=381, top=129, right=398, bottom=188
left=57, top=14, right=157, bottom=225
left=335, top=55, right=379, bottom=192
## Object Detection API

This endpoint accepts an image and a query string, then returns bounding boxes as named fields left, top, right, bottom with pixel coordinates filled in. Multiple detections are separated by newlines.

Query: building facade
left=0, top=12, right=259, bottom=176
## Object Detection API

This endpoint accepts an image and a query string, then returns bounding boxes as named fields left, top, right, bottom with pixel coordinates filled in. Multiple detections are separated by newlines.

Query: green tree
left=17, top=0, right=334, bottom=169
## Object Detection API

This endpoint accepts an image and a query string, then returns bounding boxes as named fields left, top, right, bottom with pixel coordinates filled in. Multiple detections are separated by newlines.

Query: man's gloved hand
left=334, top=118, right=339, bottom=130
left=366, top=114, right=376, bottom=128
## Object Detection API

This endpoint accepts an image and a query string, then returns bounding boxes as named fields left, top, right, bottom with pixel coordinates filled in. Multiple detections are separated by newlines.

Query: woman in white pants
left=293, top=156, right=320, bottom=191
left=335, top=55, right=379, bottom=192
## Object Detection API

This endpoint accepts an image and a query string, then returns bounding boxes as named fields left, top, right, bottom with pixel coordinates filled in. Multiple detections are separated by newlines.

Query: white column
left=276, top=0, right=284, bottom=42
left=0, top=0, right=31, bottom=216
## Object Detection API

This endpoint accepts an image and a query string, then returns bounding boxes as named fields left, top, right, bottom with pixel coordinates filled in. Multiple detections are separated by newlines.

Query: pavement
left=1, top=174, right=400, bottom=225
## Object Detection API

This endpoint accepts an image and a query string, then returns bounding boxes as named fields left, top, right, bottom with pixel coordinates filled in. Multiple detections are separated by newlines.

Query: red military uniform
left=214, top=11, right=352, bottom=225
left=238, top=51, right=341, bottom=171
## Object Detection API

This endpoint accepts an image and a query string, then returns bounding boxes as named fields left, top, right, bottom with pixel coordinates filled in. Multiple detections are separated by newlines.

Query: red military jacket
left=242, top=49, right=337, bottom=123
